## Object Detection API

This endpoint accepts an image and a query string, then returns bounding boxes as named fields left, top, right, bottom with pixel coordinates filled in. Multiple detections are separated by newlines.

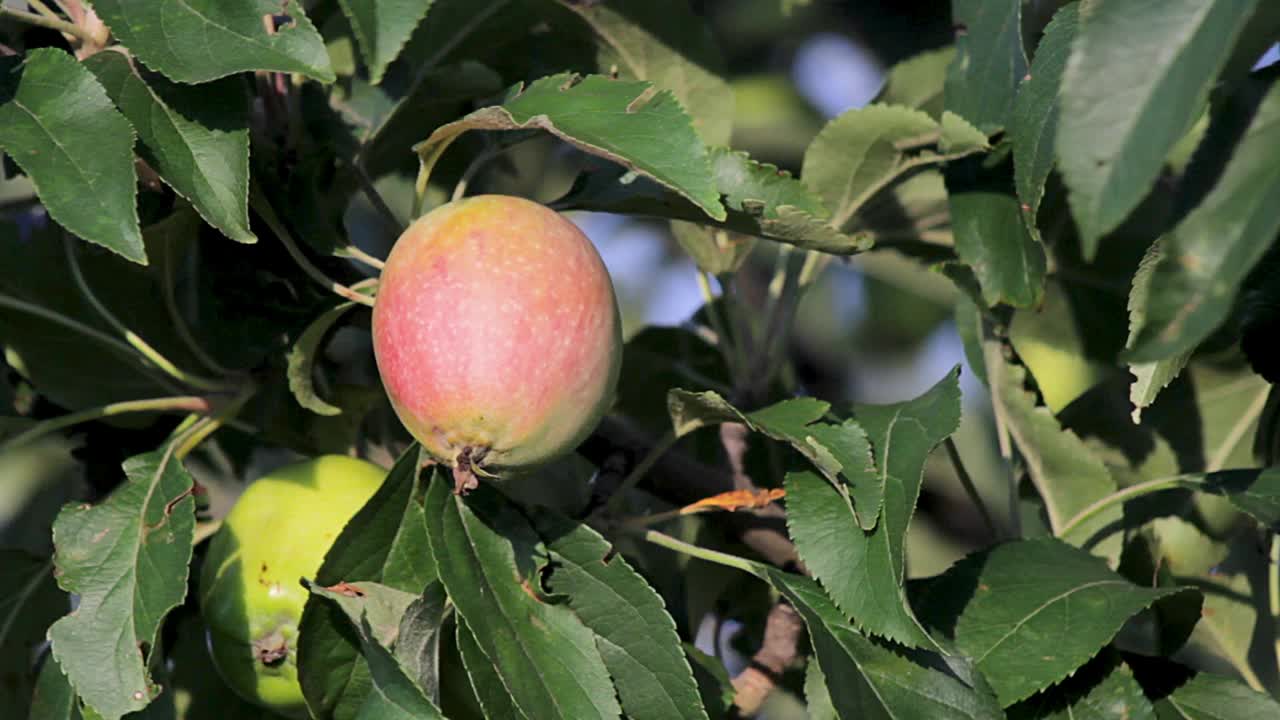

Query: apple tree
left=3, top=1, right=1280, bottom=719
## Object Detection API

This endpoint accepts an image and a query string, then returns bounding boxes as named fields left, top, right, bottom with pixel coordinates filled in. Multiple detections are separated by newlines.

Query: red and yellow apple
left=371, top=195, right=622, bottom=492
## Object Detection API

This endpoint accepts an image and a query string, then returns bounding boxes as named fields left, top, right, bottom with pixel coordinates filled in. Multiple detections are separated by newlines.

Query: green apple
left=198, top=456, right=385, bottom=717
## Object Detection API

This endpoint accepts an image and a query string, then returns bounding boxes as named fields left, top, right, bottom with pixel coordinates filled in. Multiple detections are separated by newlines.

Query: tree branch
left=732, top=600, right=804, bottom=716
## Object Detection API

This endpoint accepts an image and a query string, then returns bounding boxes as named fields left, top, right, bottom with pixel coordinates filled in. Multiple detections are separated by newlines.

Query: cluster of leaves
left=2, top=1, right=1280, bottom=720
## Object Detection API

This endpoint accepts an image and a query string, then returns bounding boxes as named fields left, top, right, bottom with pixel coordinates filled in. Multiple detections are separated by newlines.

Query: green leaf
left=309, top=582, right=420, bottom=650
left=287, top=302, right=358, bottom=416
left=1007, top=651, right=1155, bottom=720
left=0, top=49, right=142, bottom=263
left=307, top=582, right=445, bottom=719
left=454, top=619, right=528, bottom=720
left=558, top=0, right=734, bottom=145
left=30, top=656, right=79, bottom=720
left=47, top=448, right=196, bottom=720
left=0, top=552, right=65, bottom=719
left=298, top=447, right=436, bottom=720
left=771, top=570, right=1003, bottom=719
left=560, top=146, right=862, bottom=254
left=393, top=582, right=448, bottom=704
left=1126, top=240, right=1191, bottom=422
left=1126, top=76, right=1280, bottom=362
left=1155, top=672, right=1280, bottom=718
left=803, top=660, right=837, bottom=720
left=424, top=479, right=621, bottom=720
left=684, top=646, right=732, bottom=720
left=338, top=0, right=434, bottom=85
left=945, top=0, right=1026, bottom=133
left=531, top=510, right=709, bottom=720
left=83, top=50, right=255, bottom=244
left=921, top=538, right=1196, bottom=706
left=414, top=73, right=724, bottom=221
left=986, top=351, right=1121, bottom=558
left=1011, top=2, right=1079, bottom=226
left=1055, top=0, right=1257, bottom=257
left=87, top=0, right=335, bottom=84
left=873, top=46, right=954, bottom=118
left=947, top=150, right=1046, bottom=309
left=667, top=391, right=882, bottom=509
left=802, top=104, right=988, bottom=231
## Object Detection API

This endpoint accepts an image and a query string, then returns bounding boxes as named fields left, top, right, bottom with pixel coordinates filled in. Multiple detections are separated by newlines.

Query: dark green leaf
left=825, top=368, right=962, bottom=646
left=454, top=619, right=527, bottom=720
left=359, top=62, right=504, bottom=178
left=29, top=656, right=79, bottom=720
left=83, top=50, right=255, bottom=244
left=1155, top=672, right=1280, bottom=719
left=532, top=510, right=709, bottom=720
left=1007, top=651, right=1155, bottom=720
left=0, top=50, right=142, bottom=263
left=1055, top=0, right=1257, bottom=257
left=424, top=479, right=621, bottom=720
left=921, top=538, right=1196, bottom=706
left=88, top=0, right=335, bottom=84
left=307, top=582, right=445, bottom=719
left=353, top=620, right=445, bottom=720
left=287, top=302, right=358, bottom=416
left=298, top=447, right=436, bottom=720
left=1011, top=2, right=1079, bottom=225
left=394, top=582, right=448, bottom=704
left=338, top=0, right=435, bottom=85
left=414, top=73, right=724, bottom=221
left=48, top=448, right=196, bottom=720
left=684, top=645, right=732, bottom=720
left=667, top=391, right=882, bottom=512
left=946, top=0, right=1026, bottom=133
left=947, top=151, right=1046, bottom=308
left=1126, top=76, right=1280, bottom=362
left=771, top=571, right=1003, bottom=719
left=560, top=146, right=861, bottom=254
left=0, top=552, right=64, bottom=719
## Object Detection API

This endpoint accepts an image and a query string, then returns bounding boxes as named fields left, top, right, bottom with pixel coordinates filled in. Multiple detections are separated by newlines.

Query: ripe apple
left=371, top=195, right=622, bottom=493
left=198, top=455, right=386, bottom=718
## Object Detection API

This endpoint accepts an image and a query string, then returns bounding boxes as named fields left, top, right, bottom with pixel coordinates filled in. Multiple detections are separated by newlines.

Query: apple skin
left=371, top=195, right=622, bottom=489
left=198, top=456, right=386, bottom=718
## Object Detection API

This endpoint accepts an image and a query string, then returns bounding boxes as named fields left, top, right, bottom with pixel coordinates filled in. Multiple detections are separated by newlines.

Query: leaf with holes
left=414, top=73, right=723, bottom=221
left=47, top=448, right=196, bottom=720
left=88, top=0, right=335, bottom=83
left=0, top=50, right=142, bottom=263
